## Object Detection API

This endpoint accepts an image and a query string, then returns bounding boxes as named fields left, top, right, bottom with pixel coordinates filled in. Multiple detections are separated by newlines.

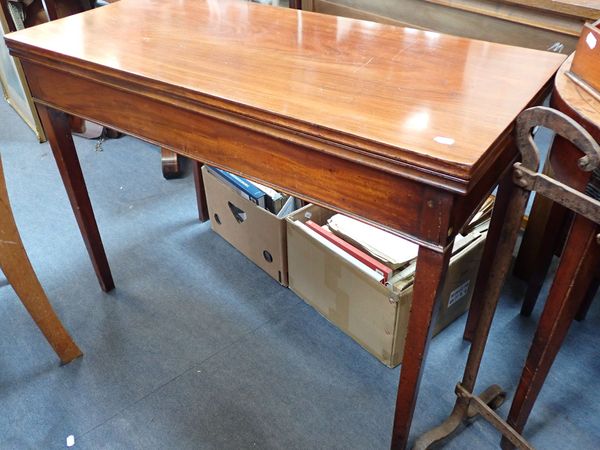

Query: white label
left=586, top=32, right=597, bottom=50
left=433, top=136, right=455, bottom=146
left=448, top=280, right=470, bottom=308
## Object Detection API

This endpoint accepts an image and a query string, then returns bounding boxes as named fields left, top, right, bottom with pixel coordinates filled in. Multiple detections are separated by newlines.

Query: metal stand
left=414, top=106, right=600, bottom=449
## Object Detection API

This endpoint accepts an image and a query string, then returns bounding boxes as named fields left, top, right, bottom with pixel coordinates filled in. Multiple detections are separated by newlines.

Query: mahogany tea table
left=4, top=1, right=565, bottom=447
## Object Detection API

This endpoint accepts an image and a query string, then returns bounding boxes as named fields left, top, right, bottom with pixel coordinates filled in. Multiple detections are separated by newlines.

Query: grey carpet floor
left=0, top=98, right=598, bottom=450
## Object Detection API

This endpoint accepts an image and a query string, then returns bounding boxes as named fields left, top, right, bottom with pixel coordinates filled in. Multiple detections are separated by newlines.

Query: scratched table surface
left=5, top=0, right=565, bottom=188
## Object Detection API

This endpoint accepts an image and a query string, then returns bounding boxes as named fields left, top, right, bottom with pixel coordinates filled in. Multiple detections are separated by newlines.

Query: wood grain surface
left=552, top=0, right=600, bottom=13
left=559, top=54, right=600, bottom=125
left=5, top=0, right=565, bottom=188
left=0, top=3, right=568, bottom=447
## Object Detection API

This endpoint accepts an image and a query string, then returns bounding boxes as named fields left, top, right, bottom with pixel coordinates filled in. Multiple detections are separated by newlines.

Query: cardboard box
left=287, top=204, right=486, bottom=367
left=203, top=166, right=295, bottom=286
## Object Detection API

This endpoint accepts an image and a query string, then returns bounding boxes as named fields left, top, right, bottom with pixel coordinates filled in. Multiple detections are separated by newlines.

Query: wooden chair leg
left=0, top=157, right=82, bottom=364
left=501, top=215, right=600, bottom=450
left=520, top=202, right=569, bottom=316
left=37, top=105, right=114, bottom=292
left=192, top=161, right=209, bottom=223
left=391, top=245, right=452, bottom=449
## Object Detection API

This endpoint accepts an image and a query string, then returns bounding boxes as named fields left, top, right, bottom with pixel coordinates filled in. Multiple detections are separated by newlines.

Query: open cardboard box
left=203, top=166, right=297, bottom=286
left=286, top=204, right=486, bottom=367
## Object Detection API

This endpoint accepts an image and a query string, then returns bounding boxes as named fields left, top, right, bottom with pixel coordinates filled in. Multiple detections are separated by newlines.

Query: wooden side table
left=4, top=2, right=565, bottom=447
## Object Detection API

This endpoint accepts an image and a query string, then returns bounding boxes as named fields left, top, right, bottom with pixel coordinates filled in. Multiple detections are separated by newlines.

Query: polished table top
left=5, top=0, right=565, bottom=193
left=2, top=2, right=570, bottom=448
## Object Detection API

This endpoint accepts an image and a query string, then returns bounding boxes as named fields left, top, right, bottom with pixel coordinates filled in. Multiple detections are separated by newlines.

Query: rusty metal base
left=413, top=383, right=535, bottom=450
left=413, top=384, right=504, bottom=449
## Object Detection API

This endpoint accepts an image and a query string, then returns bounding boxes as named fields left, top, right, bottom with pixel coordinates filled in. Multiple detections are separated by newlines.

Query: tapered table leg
left=415, top=169, right=530, bottom=449
left=513, top=195, right=553, bottom=281
left=391, top=245, right=452, bottom=449
left=501, top=215, right=600, bottom=449
left=37, top=105, right=114, bottom=292
left=0, top=156, right=82, bottom=364
left=520, top=202, right=569, bottom=316
left=192, top=161, right=209, bottom=223
left=464, top=169, right=515, bottom=341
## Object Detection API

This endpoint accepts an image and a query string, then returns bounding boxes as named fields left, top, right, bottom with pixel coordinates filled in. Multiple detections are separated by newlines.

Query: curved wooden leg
left=391, top=245, right=452, bottom=449
left=501, top=216, right=600, bottom=450
left=0, top=157, right=82, bottom=364
left=161, top=148, right=183, bottom=179
left=192, top=161, right=209, bottom=223
left=37, top=105, right=114, bottom=292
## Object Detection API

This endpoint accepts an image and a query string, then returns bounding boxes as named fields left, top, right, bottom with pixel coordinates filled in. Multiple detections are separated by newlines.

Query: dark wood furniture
left=0, top=154, right=82, bottom=364
left=163, top=0, right=304, bottom=205
left=516, top=193, right=598, bottom=321
left=416, top=102, right=599, bottom=449
left=513, top=50, right=600, bottom=322
left=466, top=56, right=599, bottom=339
left=465, top=56, right=600, bottom=335
left=513, top=22, right=600, bottom=318
left=569, top=18, right=600, bottom=95
left=504, top=19, right=600, bottom=285
left=4, top=1, right=565, bottom=447
left=500, top=55, right=600, bottom=449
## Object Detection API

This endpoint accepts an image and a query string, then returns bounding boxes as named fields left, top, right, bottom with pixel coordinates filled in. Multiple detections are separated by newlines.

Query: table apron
left=21, top=59, right=459, bottom=249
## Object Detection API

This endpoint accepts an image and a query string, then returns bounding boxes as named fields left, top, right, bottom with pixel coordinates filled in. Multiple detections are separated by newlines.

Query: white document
left=327, top=214, right=419, bottom=269
left=248, top=180, right=284, bottom=201
left=276, top=196, right=297, bottom=218
left=294, top=221, right=384, bottom=283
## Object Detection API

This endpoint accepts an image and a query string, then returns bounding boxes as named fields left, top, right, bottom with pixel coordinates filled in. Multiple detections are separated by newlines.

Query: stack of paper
left=463, top=195, right=494, bottom=235
left=294, top=221, right=386, bottom=283
left=385, top=227, right=486, bottom=293
left=326, top=215, right=419, bottom=270
left=247, top=179, right=287, bottom=214
left=318, top=195, right=495, bottom=292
